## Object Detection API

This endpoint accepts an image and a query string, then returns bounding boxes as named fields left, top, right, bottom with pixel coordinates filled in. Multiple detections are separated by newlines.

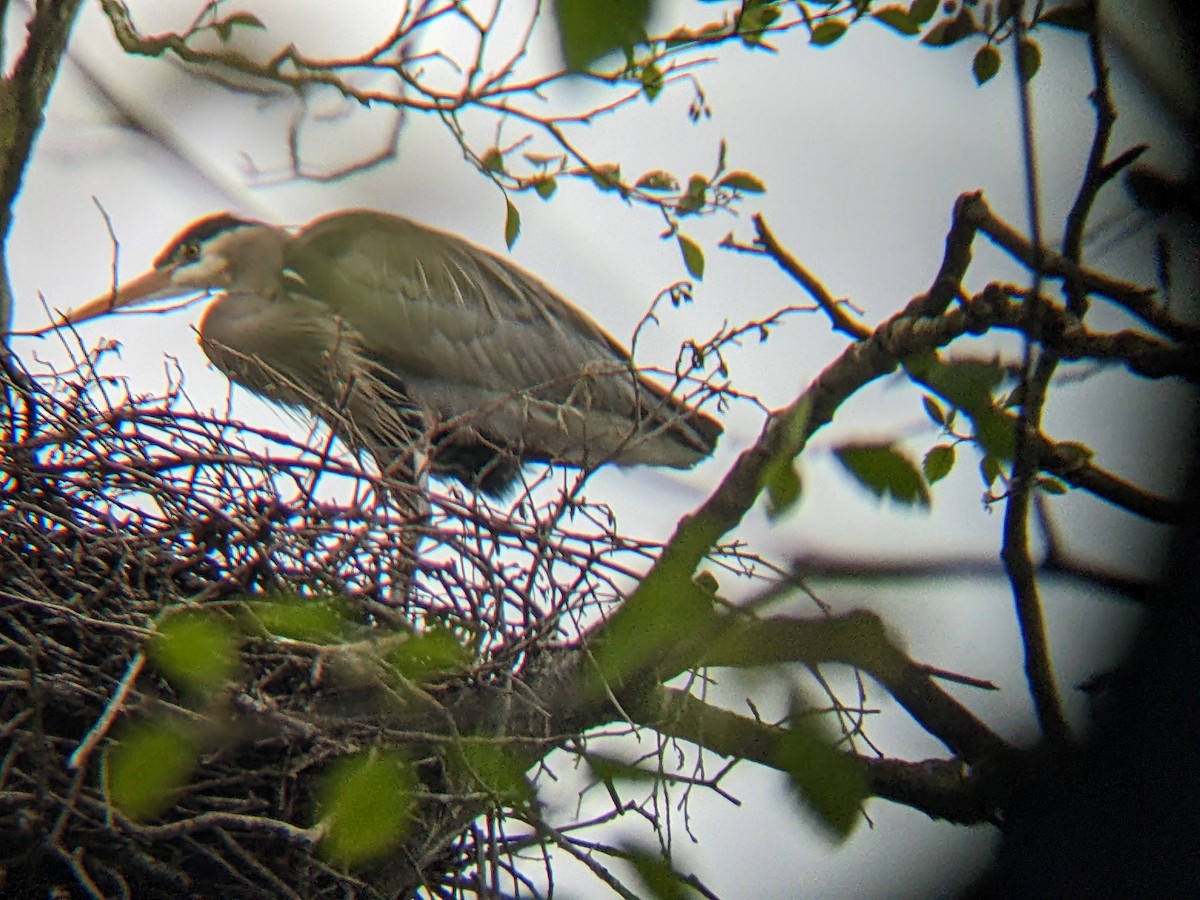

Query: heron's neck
left=219, top=225, right=289, bottom=298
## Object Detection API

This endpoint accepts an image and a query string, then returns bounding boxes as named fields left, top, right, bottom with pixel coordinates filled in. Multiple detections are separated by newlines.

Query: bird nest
left=0, top=346, right=645, bottom=898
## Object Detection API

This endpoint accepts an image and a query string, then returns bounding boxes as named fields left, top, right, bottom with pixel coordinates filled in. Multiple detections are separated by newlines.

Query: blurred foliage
left=764, top=456, right=804, bottom=519
left=554, top=0, right=653, bottom=71
left=591, top=570, right=719, bottom=688
left=834, top=443, right=932, bottom=508
left=108, top=719, right=197, bottom=821
left=777, top=706, right=868, bottom=841
left=387, top=625, right=474, bottom=682
left=149, top=608, right=240, bottom=697
left=244, top=594, right=360, bottom=644
left=623, top=843, right=695, bottom=900
left=453, top=740, right=535, bottom=809
left=316, top=750, right=416, bottom=867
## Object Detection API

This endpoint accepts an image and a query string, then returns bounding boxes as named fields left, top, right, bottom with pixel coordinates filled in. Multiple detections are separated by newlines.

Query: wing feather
left=285, top=211, right=719, bottom=468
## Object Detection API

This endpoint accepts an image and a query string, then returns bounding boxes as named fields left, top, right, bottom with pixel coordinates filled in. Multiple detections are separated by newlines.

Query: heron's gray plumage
left=64, top=210, right=723, bottom=496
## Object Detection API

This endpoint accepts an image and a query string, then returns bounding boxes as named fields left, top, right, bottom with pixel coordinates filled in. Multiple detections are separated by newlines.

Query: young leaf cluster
left=111, top=595, right=477, bottom=866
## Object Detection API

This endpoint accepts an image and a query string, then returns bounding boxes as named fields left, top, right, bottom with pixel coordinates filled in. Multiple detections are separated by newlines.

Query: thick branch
left=961, top=193, right=1199, bottom=344
left=415, top=607, right=1020, bottom=883
left=0, top=0, right=86, bottom=337
left=861, top=756, right=996, bottom=825
left=696, top=612, right=1013, bottom=766
left=989, top=294, right=1200, bottom=382
left=630, top=686, right=1000, bottom=825
left=915, top=191, right=982, bottom=317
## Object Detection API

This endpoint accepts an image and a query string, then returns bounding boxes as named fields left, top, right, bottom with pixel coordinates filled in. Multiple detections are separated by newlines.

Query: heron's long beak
left=58, top=267, right=180, bottom=326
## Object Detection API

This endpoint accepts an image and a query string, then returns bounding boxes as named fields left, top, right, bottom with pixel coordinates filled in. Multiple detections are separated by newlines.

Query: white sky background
left=5, top=1, right=1195, bottom=897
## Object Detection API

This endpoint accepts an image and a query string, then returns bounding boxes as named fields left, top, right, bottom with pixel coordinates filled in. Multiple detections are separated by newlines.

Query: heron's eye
left=180, top=242, right=201, bottom=262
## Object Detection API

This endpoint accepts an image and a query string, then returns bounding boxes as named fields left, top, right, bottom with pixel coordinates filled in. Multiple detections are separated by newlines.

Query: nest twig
left=0, top=345, right=646, bottom=899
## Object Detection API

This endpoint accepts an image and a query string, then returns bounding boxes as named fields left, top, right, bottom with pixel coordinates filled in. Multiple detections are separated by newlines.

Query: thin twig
left=68, top=652, right=145, bottom=771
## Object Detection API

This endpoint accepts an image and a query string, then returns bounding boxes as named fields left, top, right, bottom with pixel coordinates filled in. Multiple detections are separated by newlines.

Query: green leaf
left=677, top=234, right=705, bottom=279
left=555, top=0, right=651, bottom=71
left=920, top=8, right=978, bottom=46
left=872, top=6, right=920, bottom=36
left=589, top=162, right=623, bottom=192
left=109, top=720, right=195, bottom=821
left=811, top=19, right=849, bottom=46
left=833, top=443, right=931, bottom=508
left=533, top=176, right=557, bottom=199
left=923, top=444, right=956, bottom=484
left=1037, top=477, right=1068, bottom=495
left=764, top=458, right=803, bottom=520
left=776, top=715, right=867, bottom=841
left=641, top=61, right=663, bottom=101
left=760, top=393, right=812, bottom=519
left=922, top=394, right=946, bottom=427
left=480, top=147, right=505, bottom=173
left=318, top=751, right=415, bottom=866
left=676, top=173, right=709, bottom=214
left=226, top=12, right=265, bottom=29
left=908, top=357, right=1005, bottom=417
left=1018, top=38, right=1041, bottom=82
left=247, top=596, right=355, bottom=644
left=906, top=357, right=1018, bottom=460
left=973, top=44, right=1001, bottom=85
left=980, top=453, right=1004, bottom=487
left=504, top=200, right=521, bottom=249
left=149, top=610, right=238, bottom=696
left=717, top=170, right=767, bottom=193
left=972, top=407, right=1016, bottom=460
left=908, top=0, right=939, bottom=26
left=1037, top=2, right=1093, bottom=32
left=738, top=0, right=782, bottom=47
left=213, top=13, right=264, bottom=43
left=636, top=170, right=679, bottom=192
left=624, top=844, right=692, bottom=900
left=388, top=627, right=473, bottom=682
left=455, top=740, right=534, bottom=807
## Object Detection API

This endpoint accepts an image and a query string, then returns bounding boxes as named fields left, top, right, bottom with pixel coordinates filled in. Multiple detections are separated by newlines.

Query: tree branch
left=861, top=756, right=997, bottom=825
left=630, top=685, right=1001, bottom=826
left=962, top=193, right=1199, bottom=344
left=752, top=214, right=871, bottom=340
left=695, top=612, right=1013, bottom=766
left=0, top=0, right=86, bottom=338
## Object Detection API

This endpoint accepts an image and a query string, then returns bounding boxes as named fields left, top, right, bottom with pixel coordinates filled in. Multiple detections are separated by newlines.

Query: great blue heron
left=57, top=210, right=722, bottom=496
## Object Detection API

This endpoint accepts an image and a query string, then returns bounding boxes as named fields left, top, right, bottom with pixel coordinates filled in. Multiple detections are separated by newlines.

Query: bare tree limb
left=631, top=684, right=1002, bottom=826
left=0, top=0, right=87, bottom=337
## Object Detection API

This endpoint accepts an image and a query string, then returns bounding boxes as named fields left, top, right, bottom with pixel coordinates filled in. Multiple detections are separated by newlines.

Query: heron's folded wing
left=287, top=212, right=720, bottom=463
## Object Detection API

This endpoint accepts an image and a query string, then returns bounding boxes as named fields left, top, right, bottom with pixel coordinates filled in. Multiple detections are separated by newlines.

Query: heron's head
left=58, top=214, right=284, bottom=327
